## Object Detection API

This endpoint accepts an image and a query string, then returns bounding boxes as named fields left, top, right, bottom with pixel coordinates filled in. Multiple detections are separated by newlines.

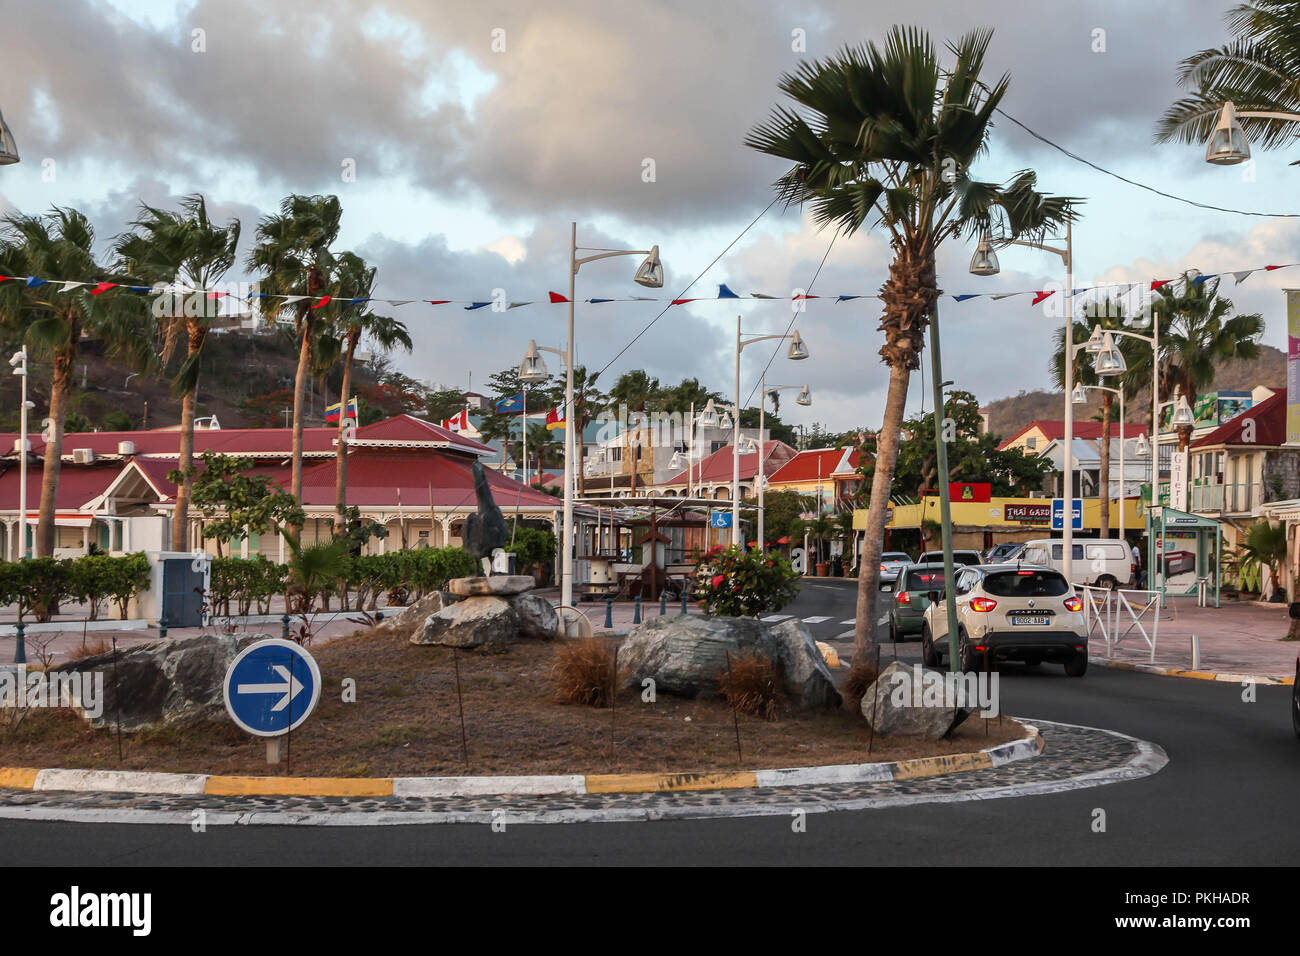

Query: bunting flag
left=5, top=257, right=1300, bottom=315
left=325, top=397, right=358, bottom=424
left=440, top=409, right=470, bottom=433
left=545, top=405, right=566, bottom=430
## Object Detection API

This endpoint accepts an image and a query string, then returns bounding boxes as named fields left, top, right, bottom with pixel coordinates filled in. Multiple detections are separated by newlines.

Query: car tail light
left=1063, top=596, right=1082, bottom=612
left=879, top=564, right=887, bottom=572
left=896, top=591, right=911, bottom=605
left=970, top=597, right=997, bottom=612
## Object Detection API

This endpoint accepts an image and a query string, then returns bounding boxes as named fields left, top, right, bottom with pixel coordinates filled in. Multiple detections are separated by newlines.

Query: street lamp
left=0, top=109, right=19, bottom=166
left=537, top=223, right=663, bottom=609
left=1200, top=100, right=1300, bottom=166
left=1073, top=381, right=1128, bottom=540
left=731, top=316, right=809, bottom=546
left=971, top=214, right=1077, bottom=581
left=9, top=347, right=28, bottom=662
left=756, top=378, right=811, bottom=552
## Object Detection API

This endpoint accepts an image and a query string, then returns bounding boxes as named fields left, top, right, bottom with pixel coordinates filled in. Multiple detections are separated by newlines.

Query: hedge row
left=0, top=553, right=151, bottom=622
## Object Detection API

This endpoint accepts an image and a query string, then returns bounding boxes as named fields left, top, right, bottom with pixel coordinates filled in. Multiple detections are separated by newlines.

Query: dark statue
left=463, top=460, right=510, bottom=574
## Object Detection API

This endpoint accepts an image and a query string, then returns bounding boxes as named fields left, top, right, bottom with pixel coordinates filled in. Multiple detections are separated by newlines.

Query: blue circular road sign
left=222, top=639, right=321, bottom=737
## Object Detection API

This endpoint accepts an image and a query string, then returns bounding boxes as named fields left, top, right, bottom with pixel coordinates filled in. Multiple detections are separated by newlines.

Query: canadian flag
left=441, top=409, right=470, bottom=433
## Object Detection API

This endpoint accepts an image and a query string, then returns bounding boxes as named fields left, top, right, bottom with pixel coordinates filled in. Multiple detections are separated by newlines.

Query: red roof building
left=0, top=415, right=561, bottom=561
left=998, top=419, right=1148, bottom=453
left=654, top=440, right=797, bottom=501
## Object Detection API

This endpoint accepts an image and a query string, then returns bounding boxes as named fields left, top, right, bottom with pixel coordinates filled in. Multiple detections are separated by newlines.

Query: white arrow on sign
left=237, top=665, right=304, bottom=712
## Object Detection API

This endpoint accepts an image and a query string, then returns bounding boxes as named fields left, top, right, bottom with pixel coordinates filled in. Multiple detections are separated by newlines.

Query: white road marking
left=760, top=614, right=792, bottom=623
left=801, top=616, right=833, bottom=624
left=840, top=619, right=856, bottom=626
left=834, top=629, right=856, bottom=640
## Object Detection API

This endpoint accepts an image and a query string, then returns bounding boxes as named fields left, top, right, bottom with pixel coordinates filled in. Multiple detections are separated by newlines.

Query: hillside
left=982, top=344, right=1287, bottom=442
left=0, top=328, right=386, bottom=434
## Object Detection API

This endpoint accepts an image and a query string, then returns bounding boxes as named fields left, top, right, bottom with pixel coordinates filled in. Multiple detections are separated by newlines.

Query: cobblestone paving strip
left=0, top=719, right=1163, bottom=826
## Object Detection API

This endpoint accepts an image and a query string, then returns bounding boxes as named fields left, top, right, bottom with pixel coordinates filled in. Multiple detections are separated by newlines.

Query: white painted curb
left=33, top=768, right=209, bottom=795
left=392, top=775, right=585, bottom=797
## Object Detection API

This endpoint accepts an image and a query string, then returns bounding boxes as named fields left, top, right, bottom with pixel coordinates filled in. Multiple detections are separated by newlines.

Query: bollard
left=13, top=620, right=26, bottom=665
left=281, top=614, right=291, bottom=640
left=660, top=592, right=668, bottom=616
left=633, top=596, right=642, bottom=625
left=604, top=596, right=613, bottom=629
left=681, top=592, right=688, bottom=615
left=159, top=623, right=167, bottom=641
left=1191, top=633, right=1200, bottom=671
left=376, top=610, right=384, bottom=622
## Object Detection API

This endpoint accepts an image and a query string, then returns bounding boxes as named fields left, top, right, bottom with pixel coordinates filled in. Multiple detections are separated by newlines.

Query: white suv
left=920, top=563, right=1088, bottom=676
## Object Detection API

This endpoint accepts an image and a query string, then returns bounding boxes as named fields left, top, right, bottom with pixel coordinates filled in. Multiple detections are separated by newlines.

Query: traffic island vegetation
left=2, top=622, right=1027, bottom=777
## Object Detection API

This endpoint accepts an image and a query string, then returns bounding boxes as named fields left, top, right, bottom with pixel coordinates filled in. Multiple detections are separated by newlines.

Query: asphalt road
left=3, top=578, right=1298, bottom=866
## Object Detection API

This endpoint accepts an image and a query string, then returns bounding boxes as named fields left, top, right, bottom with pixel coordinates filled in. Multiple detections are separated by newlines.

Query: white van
left=1006, top=538, right=1134, bottom=589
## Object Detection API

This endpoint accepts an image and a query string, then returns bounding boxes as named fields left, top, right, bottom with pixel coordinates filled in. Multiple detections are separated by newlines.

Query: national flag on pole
left=325, top=397, right=358, bottom=424
left=441, top=409, right=471, bottom=432
left=495, top=393, right=525, bottom=414
left=545, top=405, right=566, bottom=431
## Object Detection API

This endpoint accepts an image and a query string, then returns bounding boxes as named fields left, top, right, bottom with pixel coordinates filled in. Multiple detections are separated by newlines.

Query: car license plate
left=1011, top=615, right=1050, bottom=626
left=880, top=584, right=893, bottom=592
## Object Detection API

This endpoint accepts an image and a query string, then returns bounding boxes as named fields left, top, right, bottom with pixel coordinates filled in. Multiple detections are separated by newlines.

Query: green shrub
left=693, top=545, right=800, bottom=618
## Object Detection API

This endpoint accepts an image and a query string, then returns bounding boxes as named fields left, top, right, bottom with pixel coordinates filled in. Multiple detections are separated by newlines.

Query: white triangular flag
left=1232, top=270, right=1254, bottom=284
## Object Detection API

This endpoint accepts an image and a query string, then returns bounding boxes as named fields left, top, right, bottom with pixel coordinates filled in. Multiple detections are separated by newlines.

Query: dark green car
left=889, top=563, right=947, bottom=642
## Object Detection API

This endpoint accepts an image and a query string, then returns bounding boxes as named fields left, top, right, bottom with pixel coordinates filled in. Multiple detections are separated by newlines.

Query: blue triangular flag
left=465, top=302, right=491, bottom=310
left=836, top=295, right=861, bottom=302
left=1192, top=274, right=1216, bottom=286
left=588, top=298, right=614, bottom=304
left=718, top=284, right=739, bottom=299
left=952, top=294, right=980, bottom=302
left=25, top=277, right=48, bottom=288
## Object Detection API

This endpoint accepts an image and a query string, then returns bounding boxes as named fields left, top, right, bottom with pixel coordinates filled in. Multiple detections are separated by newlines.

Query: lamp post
left=1072, top=381, right=1127, bottom=540
left=757, top=375, right=811, bottom=552
left=972, top=214, right=1076, bottom=581
left=1202, top=101, right=1300, bottom=166
left=9, top=347, right=27, bottom=662
left=522, top=225, right=662, bottom=609
left=730, top=317, right=808, bottom=547
left=0, top=108, right=19, bottom=166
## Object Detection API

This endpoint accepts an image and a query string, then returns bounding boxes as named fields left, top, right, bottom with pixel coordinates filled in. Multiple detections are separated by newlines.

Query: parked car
left=984, top=541, right=1022, bottom=563
left=877, top=551, right=914, bottom=591
left=890, top=563, right=946, bottom=642
left=920, top=563, right=1088, bottom=675
left=917, top=549, right=984, bottom=567
left=1005, top=538, right=1134, bottom=589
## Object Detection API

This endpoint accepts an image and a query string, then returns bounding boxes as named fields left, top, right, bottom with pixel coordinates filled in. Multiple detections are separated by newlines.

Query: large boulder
left=860, top=661, right=967, bottom=738
left=448, top=575, right=536, bottom=597
left=617, top=614, right=840, bottom=709
left=61, top=633, right=268, bottom=732
left=766, top=620, right=842, bottom=710
left=411, top=596, right=521, bottom=648
left=512, top=592, right=559, bottom=640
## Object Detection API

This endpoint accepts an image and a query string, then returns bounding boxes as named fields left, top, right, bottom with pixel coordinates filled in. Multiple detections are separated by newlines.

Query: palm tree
left=247, top=195, right=342, bottom=534
left=570, top=364, right=605, bottom=496
left=1049, top=299, right=1142, bottom=538
left=608, top=369, right=661, bottom=493
left=322, top=252, right=412, bottom=534
left=0, top=208, right=152, bottom=556
left=1156, top=1, right=1300, bottom=159
left=746, top=27, right=1075, bottom=659
left=114, top=194, right=241, bottom=551
left=1154, top=274, right=1263, bottom=451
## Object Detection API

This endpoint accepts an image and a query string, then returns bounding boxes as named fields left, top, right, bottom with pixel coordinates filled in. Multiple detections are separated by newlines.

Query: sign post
left=222, top=638, right=321, bottom=763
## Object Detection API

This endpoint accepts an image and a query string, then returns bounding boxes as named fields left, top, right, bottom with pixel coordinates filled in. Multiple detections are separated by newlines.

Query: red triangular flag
left=1150, top=279, right=1172, bottom=290
left=1265, top=264, right=1287, bottom=271
left=670, top=298, right=696, bottom=305
left=426, top=300, right=451, bottom=306
left=1031, top=290, right=1055, bottom=305
left=90, top=282, right=117, bottom=295
left=792, top=294, right=820, bottom=301
left=311, top=295, right=332, bottom=309
left=548, top=291, right=568, bottom=303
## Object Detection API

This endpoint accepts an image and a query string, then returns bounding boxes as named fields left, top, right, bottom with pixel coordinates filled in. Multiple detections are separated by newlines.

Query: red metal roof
left=768, top=448, right=847, bottom=484
left=297, top=451, right=561, bottom=509
left=0, top=462, right=121, bottom=511
left=997, top=419, right=1149, bottom=451
left=1191, top=390, right=1286, bottom=448
left=661, top=441, right=796, bottom=486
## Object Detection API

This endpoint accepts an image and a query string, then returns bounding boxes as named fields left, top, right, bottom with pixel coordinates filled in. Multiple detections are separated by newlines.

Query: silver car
left=878, top=551, right=913, bottom=591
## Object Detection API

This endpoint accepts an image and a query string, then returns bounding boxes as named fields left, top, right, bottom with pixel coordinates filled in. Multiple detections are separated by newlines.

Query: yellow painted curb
left=0, top=767, right=39, bottom=790
left=585, top=770, right=758, bottom=794
left=890, top=751, right=994, bottom=781
left=204, top=775, right=394, bottom=797
left=1168, top=669, right=1218, bottom=681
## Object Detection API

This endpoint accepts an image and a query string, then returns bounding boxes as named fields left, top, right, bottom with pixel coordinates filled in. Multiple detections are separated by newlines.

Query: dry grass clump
left=65, top=638, right=113, bottom=662
left=550, top=637, right=620, bottom=707
left=718, top=652, right=780, bottom=721
left=841, top=656, right=881, bottom=714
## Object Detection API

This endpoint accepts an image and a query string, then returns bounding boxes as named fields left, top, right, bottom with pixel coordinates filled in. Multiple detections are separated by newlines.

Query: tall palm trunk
left=1099, top=391, right=1113, bottom=539
left=333, top=332, right=358, bottom=535
left=37, top=326, right=78, bottom=557
left=853, top=361, right=911, bottom=656
left=171, top=320, right=206, bottom=552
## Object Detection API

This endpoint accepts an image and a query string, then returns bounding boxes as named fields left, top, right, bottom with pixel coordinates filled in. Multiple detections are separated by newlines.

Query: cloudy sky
left=1, top=0, right=1297, bottom=432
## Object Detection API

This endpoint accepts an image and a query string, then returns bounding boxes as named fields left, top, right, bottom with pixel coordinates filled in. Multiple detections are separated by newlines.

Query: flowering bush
left=693, top=545, right=800, bottom=618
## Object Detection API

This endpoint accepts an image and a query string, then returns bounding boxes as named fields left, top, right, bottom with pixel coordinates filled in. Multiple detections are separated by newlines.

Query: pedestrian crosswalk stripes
left=800, top=616, right=833, bottom=624
left=760, top=614, right=793, bottom=622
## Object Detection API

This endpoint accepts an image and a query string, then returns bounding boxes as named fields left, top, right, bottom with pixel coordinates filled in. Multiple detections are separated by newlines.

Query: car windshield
left=982, top=570, right=1070, bottom=597
left=905, top=569, right=945, bottom=590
